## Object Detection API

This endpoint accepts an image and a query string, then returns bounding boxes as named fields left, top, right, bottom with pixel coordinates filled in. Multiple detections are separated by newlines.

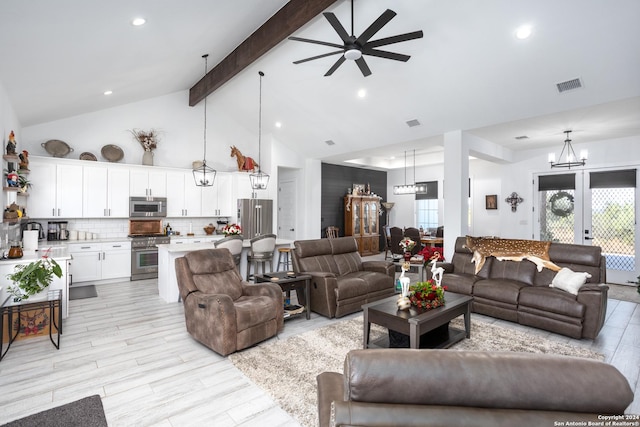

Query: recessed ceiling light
left=275, top=122, right=282, bottom=128
left=357, top=89, right=366, bottom=98
left=515, top=24, right=532, bottom=40
left=103, top=90, right=113, bottom=96
left=132, top=17, right=146, bottom=26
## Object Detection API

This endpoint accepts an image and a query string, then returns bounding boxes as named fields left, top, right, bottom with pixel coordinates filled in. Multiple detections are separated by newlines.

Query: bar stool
left=277, top=247, right=292, bottom=271
left=214, top=234, right=244, bottom=271
left=246, top=234, right=277, bottom=281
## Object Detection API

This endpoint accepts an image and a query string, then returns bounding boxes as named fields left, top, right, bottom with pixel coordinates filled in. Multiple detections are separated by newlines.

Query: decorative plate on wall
left=101, top=144, right=124, bottom=162
left=42, top=139, right=73, bottom=157
left=79, top=152, right=97, bottom=161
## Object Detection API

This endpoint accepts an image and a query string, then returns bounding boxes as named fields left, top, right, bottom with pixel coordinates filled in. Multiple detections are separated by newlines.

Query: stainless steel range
left=129, top=219, right=170, bottom=281
left=130, top=234, right=170, bottom=281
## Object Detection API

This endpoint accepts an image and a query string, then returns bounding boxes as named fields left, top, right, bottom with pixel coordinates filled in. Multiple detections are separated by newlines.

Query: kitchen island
left=156, top=237, right=294, bottom=303
left=0, top=247, right=71, bottom=319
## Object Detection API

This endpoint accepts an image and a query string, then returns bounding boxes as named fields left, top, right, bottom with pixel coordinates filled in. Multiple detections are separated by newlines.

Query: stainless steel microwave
left=129, top=197, right=167, bottom=217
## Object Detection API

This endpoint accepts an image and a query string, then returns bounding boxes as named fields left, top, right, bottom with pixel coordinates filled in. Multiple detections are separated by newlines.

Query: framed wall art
left=485, top=194, right=498, bottom=210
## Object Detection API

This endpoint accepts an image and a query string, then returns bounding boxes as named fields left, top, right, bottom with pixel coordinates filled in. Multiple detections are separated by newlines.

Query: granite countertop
left=157, top=238, right=294, bottom=253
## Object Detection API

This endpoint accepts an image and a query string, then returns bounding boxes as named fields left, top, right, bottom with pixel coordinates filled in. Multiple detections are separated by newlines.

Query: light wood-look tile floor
left=0, top=275, right=638, bottom=425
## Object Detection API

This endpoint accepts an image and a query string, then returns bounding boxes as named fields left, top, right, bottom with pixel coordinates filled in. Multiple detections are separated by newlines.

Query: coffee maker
left=48, top=220, right=69, bottom=241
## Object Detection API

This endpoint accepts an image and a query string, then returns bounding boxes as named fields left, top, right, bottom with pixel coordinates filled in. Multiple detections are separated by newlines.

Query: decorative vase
left=142, top=150, right=154, bottom=166
left=403, top=251, right=411, bottom=261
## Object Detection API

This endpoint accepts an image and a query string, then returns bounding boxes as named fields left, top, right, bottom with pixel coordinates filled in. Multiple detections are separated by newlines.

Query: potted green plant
left=7, top=252, right=62, bottom=301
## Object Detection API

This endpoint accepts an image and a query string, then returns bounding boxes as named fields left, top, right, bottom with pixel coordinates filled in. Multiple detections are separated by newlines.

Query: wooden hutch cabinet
left=344, top=195, right=381, bottom=255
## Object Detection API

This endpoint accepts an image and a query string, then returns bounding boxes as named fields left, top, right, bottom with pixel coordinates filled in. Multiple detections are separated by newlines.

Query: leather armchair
left=175, top=248, right=284, bottom=356
left=318, top=349, right=634, bottom=427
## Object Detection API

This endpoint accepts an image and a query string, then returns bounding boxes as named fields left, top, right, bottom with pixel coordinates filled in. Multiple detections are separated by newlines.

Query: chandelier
left=192, top=54, right=217, bottom=186
left=393, top=150, right=426, bottom=195
left=249, top=71, right=270, bottom=190
left=548, top=130, right=588, bottom=169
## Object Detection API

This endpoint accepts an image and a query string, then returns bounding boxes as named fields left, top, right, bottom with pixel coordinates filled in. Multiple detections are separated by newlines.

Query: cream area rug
left=229, top=316, right=604, bottom=427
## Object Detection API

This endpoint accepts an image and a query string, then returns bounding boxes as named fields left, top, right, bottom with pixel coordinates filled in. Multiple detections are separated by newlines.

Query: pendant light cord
left=258, top=71, right=264, bottom=173
left=202, top=54, right=209, bottom=164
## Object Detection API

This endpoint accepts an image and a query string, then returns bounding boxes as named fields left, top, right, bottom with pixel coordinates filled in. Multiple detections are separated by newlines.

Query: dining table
left=420, top=237, right=443, bottom=247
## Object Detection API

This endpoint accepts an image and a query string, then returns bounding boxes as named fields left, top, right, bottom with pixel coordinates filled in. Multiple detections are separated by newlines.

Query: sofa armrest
left=362, top=260, right=394, bottom=278
left=577, top=283, right=609, bottom=339
left=304, top=272, right=339, bottom=317
left=317, top=372, right=344, bottom=427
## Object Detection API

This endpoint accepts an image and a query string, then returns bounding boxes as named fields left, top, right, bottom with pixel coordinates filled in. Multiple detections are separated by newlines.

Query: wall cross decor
left=505, top=192, right=523, bottom=212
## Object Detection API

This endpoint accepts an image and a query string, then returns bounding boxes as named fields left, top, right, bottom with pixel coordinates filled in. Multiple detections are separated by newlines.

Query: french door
left=534, top=168, right=638, bottom=285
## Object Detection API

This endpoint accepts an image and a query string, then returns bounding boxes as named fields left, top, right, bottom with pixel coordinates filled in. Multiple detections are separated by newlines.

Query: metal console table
left=1, top=290, right=62, bottom=361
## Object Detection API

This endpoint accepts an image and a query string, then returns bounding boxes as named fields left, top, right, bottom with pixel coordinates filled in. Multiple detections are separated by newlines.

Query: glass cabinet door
left=363, top=202, right=370, bottom=234
left=369, top=201, right=378, bottom=234
left=353, top=199, right=361, bottom=235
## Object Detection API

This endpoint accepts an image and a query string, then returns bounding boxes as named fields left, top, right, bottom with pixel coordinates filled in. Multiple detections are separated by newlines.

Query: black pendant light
left=193, top=54, right=217, bottom=186
left=249, top=71, right=270, bottom=190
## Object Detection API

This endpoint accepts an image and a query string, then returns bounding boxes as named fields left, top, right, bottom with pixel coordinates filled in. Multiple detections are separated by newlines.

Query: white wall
left=21, top=90, right=257, bottom=172
left=0, top=79, right=20, bottom=150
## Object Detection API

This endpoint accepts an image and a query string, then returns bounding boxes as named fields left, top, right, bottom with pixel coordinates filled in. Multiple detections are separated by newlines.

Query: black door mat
left=69, top=285, right=98, bottom=300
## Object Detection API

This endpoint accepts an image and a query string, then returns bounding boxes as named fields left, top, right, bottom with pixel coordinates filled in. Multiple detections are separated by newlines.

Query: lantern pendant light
left=192, top=54, right=217, bottom=186
left=250, top=71, right=270, bottom=190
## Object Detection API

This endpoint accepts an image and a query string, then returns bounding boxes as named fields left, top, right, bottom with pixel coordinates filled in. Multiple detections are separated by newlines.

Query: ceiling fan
left=288, top=0, right=423, bottom=77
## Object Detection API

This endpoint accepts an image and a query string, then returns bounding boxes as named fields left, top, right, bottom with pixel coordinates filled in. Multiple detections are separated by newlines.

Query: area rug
left=1, top=395, right=107, bottom=427
left=69, top=285, right=97, bottom=300
left=230, top=317, right=604, bottom=427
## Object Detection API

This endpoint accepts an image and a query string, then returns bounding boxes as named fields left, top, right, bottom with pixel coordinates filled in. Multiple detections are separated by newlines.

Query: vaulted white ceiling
left=1, top=0, right=639, bottom=169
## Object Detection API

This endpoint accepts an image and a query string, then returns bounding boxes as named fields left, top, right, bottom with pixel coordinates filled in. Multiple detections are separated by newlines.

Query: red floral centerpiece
left=409, top=279, right=447, bottom=310
left=222, top=223, right=242, bottom=236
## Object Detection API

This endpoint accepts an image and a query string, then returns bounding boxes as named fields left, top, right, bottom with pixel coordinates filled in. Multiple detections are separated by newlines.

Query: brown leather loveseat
left=317, top=349, right=634, bottom=427
left=437, top=236, right=608, bottom=339
left=291, top=237, right=395, bottom=318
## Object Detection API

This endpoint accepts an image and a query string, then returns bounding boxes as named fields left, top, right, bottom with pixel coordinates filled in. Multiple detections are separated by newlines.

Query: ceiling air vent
left=556, top=78, right=582, bottom=93
left=324, top=140, right=335, bottom=146
left=515, top=135, right=529, bottom=140
left=406, top=119, right=421, bottom=128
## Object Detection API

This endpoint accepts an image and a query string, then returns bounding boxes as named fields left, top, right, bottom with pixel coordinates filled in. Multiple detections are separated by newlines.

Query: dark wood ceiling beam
left=189, top=0, right=339, bottom=106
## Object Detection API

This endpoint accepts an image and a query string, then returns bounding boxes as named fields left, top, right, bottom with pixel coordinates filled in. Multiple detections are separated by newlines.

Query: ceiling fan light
left=344, top=48, right=362, bottom=61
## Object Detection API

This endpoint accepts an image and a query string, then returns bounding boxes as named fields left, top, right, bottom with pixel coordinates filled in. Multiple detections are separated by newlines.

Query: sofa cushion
left=335, top=252, right=363, bottom=276
left=473, top=279, right=525, bottom=305
left=488, top=259, right=537, bottom=285
left=519, top=287, right=585, bottom=318
left=549, top=268, right=592, bottom=295
left=336, top=274, right=369, bottom=300
left=441, top=273, right=479, bottom=295
left=234, top=295, right=278, bottom=331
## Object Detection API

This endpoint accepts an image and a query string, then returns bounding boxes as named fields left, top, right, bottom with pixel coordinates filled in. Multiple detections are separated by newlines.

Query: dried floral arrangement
left=130, top=129, right=159, bottom=152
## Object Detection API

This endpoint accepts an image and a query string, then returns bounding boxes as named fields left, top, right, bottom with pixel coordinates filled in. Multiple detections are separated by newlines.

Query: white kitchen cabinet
left=83, top=165, right=130, bottom=217
left=202, top=172, right=233, bottom=217
left=101, top=241, right=132, bottom=280
left=28, top=160, right=83, bottom=218
left=166, top=171, right=202, bottom=217
left=69, top=241, right=131, bottom=283
left=130, top=168, right=167, bottom=197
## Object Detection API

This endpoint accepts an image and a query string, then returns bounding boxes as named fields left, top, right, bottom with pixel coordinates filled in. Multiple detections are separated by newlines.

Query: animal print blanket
left=465, top=236, right=561, bottom=275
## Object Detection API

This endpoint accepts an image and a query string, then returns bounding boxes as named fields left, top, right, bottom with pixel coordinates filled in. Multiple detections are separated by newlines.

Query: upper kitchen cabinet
left=28, top=159, right=83, bottom=218
left=202, top=172, right=233, bottom=217
left=166, top=170, right=202, bottom=217
left=130, top=168, right=167, bottom=198
left=83, top=164, right=130, bottom=217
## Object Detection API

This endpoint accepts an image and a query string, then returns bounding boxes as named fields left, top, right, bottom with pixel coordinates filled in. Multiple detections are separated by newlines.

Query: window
left=416, top=199, right=438, bottom=231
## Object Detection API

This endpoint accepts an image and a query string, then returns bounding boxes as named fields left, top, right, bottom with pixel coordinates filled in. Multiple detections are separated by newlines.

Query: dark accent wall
left=321, top=163, right=387, bottom=249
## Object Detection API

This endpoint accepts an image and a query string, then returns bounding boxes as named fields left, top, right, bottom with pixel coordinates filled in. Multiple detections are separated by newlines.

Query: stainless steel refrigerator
left=237, top=199, right=273, bottom=239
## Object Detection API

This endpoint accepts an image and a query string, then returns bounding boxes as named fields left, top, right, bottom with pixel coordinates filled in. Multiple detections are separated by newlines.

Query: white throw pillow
left=549, top=267, right=592, bottom=295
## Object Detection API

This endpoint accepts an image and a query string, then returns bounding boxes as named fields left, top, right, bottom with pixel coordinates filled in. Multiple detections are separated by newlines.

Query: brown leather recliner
left=175, top=248, right=284, bottom=356
left=318, top=349, right=634, bottom=427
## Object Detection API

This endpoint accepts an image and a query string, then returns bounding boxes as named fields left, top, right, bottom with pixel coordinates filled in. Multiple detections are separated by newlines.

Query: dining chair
left=326, top=226, right=339, bottom=239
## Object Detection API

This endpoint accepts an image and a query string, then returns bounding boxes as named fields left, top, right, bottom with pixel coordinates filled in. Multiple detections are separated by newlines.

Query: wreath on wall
left=549, top=191, right=575, bottom=217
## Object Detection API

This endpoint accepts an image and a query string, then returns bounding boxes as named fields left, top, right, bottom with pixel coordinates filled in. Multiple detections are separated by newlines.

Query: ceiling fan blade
left=323, top=12, right=351, bottom=43
left=366, top=30, right=424, bottom=48
left=325, top=56, right=346, bottom=76
left=362, top=47, right=411, bottom=62
left=355, top=9, right=396, bottom=45
left=293, top=50, right=344, bottom=64
left=355, top=57, right=372, bottom=77
left=288, top=36, right=344, bottom=49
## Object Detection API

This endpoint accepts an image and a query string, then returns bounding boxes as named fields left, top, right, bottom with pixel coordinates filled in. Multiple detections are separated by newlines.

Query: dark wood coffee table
left=363, top=292, right=472, bottom=349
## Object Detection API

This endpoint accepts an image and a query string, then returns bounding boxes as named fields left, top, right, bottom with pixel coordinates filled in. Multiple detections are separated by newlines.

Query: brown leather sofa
left=317, top=349, right=634, bottom=427
left=175, top=248, right=284, bottom=356
left=291, top=237, right=395, bottom=318
left=436, top=236, right=608, bottom=339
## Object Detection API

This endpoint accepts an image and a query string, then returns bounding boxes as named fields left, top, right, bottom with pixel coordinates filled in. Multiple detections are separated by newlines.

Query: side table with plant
left=7, top=251, right=63, bottom=301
